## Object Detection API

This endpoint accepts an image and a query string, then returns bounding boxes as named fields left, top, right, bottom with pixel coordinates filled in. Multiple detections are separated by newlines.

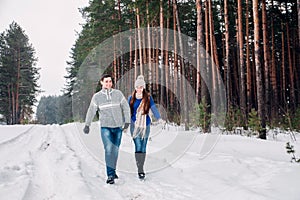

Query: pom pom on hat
left=135, top=75, right=146, bottom=88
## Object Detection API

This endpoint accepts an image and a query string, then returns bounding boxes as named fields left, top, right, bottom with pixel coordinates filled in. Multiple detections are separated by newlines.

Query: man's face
left=101, top=77, right=113, bottom=89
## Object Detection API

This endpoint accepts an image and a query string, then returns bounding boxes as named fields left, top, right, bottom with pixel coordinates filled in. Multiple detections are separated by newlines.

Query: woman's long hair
left=129, top=89, right=150, bottom=115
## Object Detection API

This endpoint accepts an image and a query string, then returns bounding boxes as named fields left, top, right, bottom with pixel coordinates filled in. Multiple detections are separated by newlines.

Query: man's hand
left=83, top=125, right=90, bottom=134
left=123, top=123, right=130, bottom=130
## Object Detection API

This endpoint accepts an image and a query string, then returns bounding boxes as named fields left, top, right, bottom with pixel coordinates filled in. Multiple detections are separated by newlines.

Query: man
left=83, top=74, right=130, bottom=184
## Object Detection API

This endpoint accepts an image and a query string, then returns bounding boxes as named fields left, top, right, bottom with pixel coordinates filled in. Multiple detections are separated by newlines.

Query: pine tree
left=0, top=22, right=39, bottom=124
left=190, top=97, right=210, bottom=132
left=247, top=108, right=261, bottom=136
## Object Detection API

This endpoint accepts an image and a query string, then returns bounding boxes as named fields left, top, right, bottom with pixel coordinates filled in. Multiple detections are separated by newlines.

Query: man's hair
left=100, top=74, right=112, bottom=81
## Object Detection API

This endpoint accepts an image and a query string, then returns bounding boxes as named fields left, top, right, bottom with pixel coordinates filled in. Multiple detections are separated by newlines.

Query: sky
left=0, top=0, right=89, bottom=97
left=0, top=123, right=299, bottom=199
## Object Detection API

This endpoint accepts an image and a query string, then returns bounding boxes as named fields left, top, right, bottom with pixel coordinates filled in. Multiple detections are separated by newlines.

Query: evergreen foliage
left=291, top=108, right=300, bottom=132
left=190, top=98, right=210, bottom=132
left=247, top=108, right=261, bottom=134
left=224, top=106, right=244, bottom=131
left=0, top=22, right=39, bottom=124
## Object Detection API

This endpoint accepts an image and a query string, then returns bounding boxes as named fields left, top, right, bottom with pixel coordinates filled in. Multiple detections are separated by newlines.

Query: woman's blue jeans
left=130, top=124, right=150, bottom=153
left=100, top=127, right=122, bottom=177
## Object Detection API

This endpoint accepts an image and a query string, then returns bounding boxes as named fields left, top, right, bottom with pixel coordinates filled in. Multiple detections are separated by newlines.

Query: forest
left=1, top=0, right=300, bottom=139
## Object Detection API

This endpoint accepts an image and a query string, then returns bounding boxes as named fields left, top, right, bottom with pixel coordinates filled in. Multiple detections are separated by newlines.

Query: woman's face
left=101, top=77, right=113, bottom=89
left=135, top=85, right=144, bottom=94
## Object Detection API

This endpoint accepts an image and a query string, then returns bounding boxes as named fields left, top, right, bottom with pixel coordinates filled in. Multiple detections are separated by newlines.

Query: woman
left=128, top=75, right=163, bottom=180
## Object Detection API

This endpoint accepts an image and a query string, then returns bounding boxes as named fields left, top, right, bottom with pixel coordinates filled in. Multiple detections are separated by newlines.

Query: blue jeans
left=130, top=124, right=150, bottom=153
left=100, top=127, right=122, bottom=177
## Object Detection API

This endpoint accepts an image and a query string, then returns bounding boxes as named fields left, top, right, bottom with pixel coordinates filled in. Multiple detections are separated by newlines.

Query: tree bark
left=262, top=0, right=270, bottom=121
left=245, top=0, right=252, bottom=112
left=270, top=0, right=278, bottom=120
left=281, top=22, right=286, bottom=108
left=224, top=0, right=230, bottom=109
left=173, top=0, right=189, bottom=130
left=237, top=0, right=246, bottom=125
left=253, top=0, right=266, bottom=139
left=136, top=7, right=143, bottom=75
left=286, top=22, right=295, bottom=110
left=160, top=0, right=165, bottom=106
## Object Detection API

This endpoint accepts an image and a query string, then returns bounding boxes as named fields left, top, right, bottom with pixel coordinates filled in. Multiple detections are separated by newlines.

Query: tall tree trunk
left=196, top=0, right=204, bottom=104
left=298, top=0, right=300, bottom=45
left=155, top=29, right=159, bottom=95
left=286, top=23, right=295, bottom=110
left=281, top=22, right=286, bottom=109
left=136, top=7, right=143, bottom=75
left=237, top=0, right=246, bottom=125
left=262, top=0, right=270, bottom=121
left=224, top=0, right=230, bottom=109
left=173, top=0, right=189, bottom=130
left=196, top=0, right=203, bottom=103
left=118, top=0, right=123, bottom=79
left=7, top=85, right=12, bottom=124
left=164, top=0, right=171, bottom=110
left=203, top=0, right=210, bottom=108
left=160, top=0, right=165, bottom=106
left=253, top=0, right=266, bottom=139
left=173, top=5, right=179, bottom=116
left=245, top=0, right=251, bottom=112
left=146, top=1, right=152, bottom=93
left=298, top=0, right=300, bottom=106
left=113, top=36, right=117, bottom=83
left=270, top=0, right=278, bottom=120
left=15, top=47, right=21, bottom=124
left=208, top=0, right=216, bottom=119
left=135, top=29, right=138, bottom=78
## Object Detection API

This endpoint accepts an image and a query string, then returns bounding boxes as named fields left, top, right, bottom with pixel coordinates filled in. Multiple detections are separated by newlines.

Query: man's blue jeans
left=130, top=124, right=150, bottom=153
left=100, top=127, right=122, bottom=177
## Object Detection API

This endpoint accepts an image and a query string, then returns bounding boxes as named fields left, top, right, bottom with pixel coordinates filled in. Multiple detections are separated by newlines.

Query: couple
left=83, top=74, right=164, bottom=184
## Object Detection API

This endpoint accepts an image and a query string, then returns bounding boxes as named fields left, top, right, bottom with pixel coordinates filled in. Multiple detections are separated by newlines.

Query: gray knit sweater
left=85, top=88, right=130, bottom=128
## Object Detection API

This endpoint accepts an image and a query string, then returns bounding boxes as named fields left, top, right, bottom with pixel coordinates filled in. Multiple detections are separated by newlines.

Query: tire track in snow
left=22, top=124, right=93, bottom=200
left=0, top=125, right=50, bottom=200
left=60, top=123, right=124, bottom=199
left=0, top=125, right=34, bottom=148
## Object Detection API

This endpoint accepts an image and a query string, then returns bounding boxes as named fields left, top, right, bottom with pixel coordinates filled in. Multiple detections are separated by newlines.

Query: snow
left=0, top=122, right=299, bottom=200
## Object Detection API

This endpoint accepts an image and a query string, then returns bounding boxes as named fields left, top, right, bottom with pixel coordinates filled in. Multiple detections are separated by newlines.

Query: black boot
left=135, top=152, right=146, bottom=179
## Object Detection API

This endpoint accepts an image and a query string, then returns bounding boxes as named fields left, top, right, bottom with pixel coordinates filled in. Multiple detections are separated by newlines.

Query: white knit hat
left=135, top=75, right=146, bottom=88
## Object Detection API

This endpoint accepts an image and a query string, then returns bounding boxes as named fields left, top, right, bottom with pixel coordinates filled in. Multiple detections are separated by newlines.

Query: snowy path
left=0, top=123, right=299, bottom=200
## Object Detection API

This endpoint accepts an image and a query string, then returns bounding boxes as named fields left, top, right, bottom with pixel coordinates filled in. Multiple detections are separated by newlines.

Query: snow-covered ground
left=0, top=122, right=299, bottom=200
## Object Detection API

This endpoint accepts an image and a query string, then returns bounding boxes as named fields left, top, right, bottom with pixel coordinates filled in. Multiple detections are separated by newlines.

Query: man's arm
left=85, top=95, right=98, bottom=126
